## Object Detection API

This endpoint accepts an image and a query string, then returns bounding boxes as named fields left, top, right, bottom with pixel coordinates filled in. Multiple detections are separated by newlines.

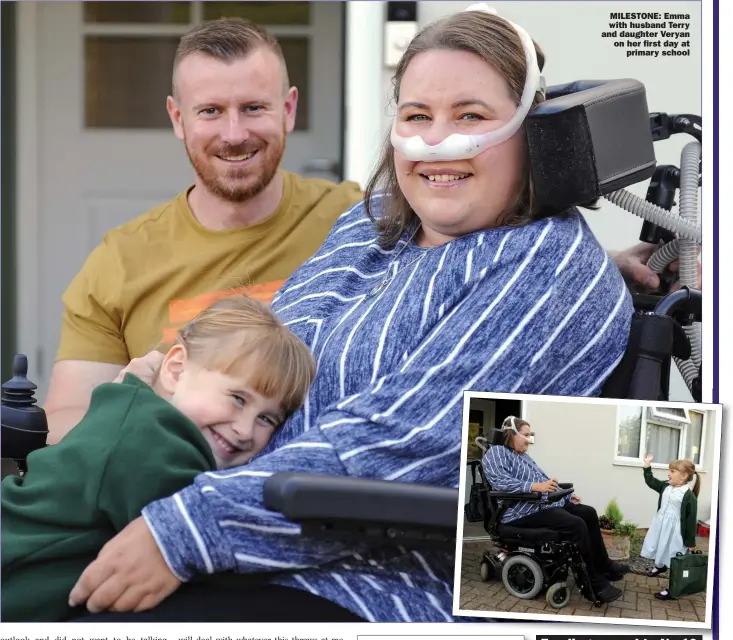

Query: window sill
left=612, top=459, right=707, bottom=473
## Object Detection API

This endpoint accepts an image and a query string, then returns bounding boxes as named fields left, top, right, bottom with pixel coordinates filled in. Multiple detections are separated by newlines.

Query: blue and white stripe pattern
left=481, top=445, right=571, bottom=523
left=142, top=196, right=632, bottom=622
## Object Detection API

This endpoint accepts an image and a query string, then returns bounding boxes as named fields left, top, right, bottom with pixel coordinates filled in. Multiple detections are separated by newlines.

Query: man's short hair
left=172, top=17, right=289, bottom=97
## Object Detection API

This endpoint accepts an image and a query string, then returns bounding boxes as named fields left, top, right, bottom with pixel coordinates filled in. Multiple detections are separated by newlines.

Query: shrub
left=601, top=498, right=624, bottom=529
left=614, top=521, right=638, bottom=537
left=599, top=515, right=615, bottom=530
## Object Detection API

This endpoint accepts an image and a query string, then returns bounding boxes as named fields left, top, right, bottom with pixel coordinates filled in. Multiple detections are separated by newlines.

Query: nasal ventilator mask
left=501, top=416, right=534, bottom=444
left=390, top=3, right=545, bottom=163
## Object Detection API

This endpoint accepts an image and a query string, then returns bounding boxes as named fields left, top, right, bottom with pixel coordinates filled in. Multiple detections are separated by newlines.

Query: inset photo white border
left=453, top=392, right=721, bottom=628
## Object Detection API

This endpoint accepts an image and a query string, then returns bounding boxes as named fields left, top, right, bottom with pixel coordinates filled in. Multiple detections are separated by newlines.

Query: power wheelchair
left=469, top=430, right=597, bottom=610
left=1, top=77, right=702, bottom=616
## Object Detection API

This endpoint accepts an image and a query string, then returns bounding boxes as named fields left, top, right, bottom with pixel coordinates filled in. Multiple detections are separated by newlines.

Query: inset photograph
left=454, top=393, right=720, bottom=627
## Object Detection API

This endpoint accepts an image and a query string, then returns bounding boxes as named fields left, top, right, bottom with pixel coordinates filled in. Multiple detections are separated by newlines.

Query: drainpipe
left=343, top=1, right=386, bottom=189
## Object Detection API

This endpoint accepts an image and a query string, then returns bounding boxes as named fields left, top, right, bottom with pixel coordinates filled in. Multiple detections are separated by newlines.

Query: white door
left=20, top=1, right=345, bottom=401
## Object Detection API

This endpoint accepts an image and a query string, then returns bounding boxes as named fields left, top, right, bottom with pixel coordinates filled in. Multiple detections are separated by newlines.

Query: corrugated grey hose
left=605, top=189, right=702, bottom=243
left=605, top=141, right=702, bottom=395
left=674, top=141, right=702, bottom=389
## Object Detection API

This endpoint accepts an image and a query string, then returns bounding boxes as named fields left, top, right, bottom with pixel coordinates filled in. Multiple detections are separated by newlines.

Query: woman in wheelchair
left=482, top=417, right=630, bottom=605
left=64, top=7, right=633, bottom=623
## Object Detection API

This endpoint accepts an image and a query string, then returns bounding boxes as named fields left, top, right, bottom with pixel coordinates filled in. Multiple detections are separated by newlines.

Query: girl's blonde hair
left=669, top=459, right=701, bottom=497
left=173, top=295, right=316, bottom=417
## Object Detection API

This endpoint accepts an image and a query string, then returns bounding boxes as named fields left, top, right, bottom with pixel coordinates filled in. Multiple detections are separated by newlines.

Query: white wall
left=374, top=1, right=702, bottom=401
left=522, top=400, right=716, bottom=529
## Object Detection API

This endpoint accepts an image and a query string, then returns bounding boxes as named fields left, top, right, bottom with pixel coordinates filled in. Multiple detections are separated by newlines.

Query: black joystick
left=1, top=354, right=48, bottom=468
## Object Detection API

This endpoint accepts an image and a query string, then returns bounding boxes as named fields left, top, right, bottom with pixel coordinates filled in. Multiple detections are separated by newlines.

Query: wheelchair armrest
left=547, top=486, right=575, bottom=502
left=654, top=286, right=702, bottom=321
left=489, top=485, right=574, bottom=504
left=488, top=490, right=542, bottom=503
left=632, top=290, right=702, bottom=324
left=263, top=473, right=458, bottom=550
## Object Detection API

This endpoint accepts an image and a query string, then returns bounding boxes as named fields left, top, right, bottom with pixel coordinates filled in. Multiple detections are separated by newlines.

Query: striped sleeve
left=507, top=221, right=633, bottom=397
left=482, top=448, right=533, bottom=494
left=141, top=227, right=632, bottom=580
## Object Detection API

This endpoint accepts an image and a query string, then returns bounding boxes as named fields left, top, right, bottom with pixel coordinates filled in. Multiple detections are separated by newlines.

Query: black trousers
left=70, top=583, right=365, bottom=622
left=508, top=502, right=612, bottom=588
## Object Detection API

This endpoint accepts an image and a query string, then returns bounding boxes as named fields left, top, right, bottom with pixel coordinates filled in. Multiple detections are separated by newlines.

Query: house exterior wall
left=522, top=400, right=716, bottom=529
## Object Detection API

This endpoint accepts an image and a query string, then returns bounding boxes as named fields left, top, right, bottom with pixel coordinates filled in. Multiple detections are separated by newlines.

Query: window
left=651, top=406, right=691, bottom=423
left=614, top=404, right=708, bottom=469
left=683, top=410, right=704, bottom=465
left=83, top=1, right=312, bottom=130
left=616, top=405, right=642, bottom=458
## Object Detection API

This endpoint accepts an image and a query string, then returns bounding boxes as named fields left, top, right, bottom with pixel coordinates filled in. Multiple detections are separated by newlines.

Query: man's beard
left=184, top=123, right=286, bottom=203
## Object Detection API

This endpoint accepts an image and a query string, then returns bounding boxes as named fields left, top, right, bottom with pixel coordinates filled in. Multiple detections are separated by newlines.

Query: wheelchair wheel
left=546, top=581, right=571, bottom=609
left=501, top=555, right=544, bottom=600
left=480, top=561, right=494, bottom=582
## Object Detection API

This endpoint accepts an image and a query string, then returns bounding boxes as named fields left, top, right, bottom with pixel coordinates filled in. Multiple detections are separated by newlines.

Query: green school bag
left=668, top=550, right=708, bottom=598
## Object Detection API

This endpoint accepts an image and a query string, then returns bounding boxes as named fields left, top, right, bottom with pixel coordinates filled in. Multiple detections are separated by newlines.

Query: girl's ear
left=157, top=344, right=188, bottom=395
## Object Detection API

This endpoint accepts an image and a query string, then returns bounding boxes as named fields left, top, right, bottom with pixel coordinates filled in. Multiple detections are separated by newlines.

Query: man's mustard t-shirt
left=56, top=172, right=363, bottom=364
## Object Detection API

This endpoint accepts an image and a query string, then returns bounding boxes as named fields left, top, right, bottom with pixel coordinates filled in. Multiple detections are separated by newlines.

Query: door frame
left=1, top=1, right=17, bottom=382
left=15, top=2, right=41, bottom=378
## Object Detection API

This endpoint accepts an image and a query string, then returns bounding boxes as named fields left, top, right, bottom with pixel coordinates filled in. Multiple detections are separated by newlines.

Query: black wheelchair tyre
left=501, top=554, right=544, bottom=599
left=480, top=561, right=494, bottom=582
left=545, top=581, right=571, bottom=609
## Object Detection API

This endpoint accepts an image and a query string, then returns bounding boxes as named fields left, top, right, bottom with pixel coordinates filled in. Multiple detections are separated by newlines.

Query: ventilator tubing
left=604, top=188, right=701, bottom=243
left=608, top=141, right=702, bottom=394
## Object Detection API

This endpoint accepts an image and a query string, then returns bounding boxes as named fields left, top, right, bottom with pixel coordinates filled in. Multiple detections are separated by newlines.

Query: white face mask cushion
left=390, top=4, right=545, bottom=162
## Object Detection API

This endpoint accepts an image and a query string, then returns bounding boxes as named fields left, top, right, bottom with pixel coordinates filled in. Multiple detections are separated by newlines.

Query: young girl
left=640, top=453, right=700, bottom=600
left=1, top=295, right=316, bottom=622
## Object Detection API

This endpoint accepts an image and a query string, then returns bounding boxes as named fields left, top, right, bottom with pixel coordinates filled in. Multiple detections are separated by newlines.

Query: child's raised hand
left=643, top=453, right=653, bottom=467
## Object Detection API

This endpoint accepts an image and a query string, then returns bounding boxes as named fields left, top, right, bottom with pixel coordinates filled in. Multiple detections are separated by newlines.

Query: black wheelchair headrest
left=490, top=428, right=506, bottom=447
left=527, top=78, right=656, bottom=212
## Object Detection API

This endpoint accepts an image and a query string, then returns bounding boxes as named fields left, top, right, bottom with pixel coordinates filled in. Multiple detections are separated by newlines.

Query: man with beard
left=43, top=18, right=362, bottom=444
